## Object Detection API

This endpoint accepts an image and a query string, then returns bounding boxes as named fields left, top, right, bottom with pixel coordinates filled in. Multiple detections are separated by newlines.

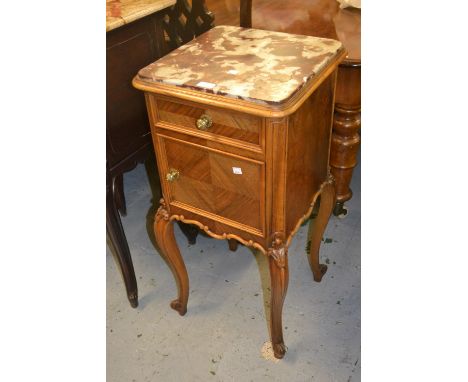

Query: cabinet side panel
left=285, top=74, right=335, bottom=237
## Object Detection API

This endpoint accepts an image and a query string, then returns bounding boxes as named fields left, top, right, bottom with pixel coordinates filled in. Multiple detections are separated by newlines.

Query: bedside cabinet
left=133, top=25, right=346, bottom=358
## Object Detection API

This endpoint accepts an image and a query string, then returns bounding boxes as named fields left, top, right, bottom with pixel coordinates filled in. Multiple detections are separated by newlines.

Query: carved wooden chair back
left=239, top=0, right=253, bottom=28
left=161, top=0, right=215, bottom=53
left=161, top=0, right=254, bottom=54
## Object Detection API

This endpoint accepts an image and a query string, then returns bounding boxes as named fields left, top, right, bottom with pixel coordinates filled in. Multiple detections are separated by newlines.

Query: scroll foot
left=170, top=299, right=187, bottom=316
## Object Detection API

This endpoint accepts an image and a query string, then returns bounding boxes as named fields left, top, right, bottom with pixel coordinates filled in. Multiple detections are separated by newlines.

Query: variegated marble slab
left=106, top=0, right=176, bottom=32
left=136, top=25, right=344, bottom=106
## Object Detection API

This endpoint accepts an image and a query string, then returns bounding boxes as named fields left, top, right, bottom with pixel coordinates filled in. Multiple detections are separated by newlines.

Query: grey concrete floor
left=107, top=161, right=360, bottom=382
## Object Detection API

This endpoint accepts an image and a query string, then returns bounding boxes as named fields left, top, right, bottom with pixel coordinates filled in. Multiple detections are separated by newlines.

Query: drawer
left=153, top=97, right=263, bottom=149
left=157, top=134, right=265, bottom=236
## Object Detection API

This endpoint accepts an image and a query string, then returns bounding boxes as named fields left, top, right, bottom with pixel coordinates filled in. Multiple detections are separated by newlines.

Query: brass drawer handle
left=166, top=168, right=180, bottom=182
left=196, top=114, right=212, bottom=131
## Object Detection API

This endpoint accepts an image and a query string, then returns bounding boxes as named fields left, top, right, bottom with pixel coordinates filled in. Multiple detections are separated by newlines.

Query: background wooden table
left=106, top=0, right=215, bottom=307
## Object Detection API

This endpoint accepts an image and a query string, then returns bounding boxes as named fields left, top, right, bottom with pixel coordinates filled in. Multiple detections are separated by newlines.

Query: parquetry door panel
left=157, top=135, right=265, bottom=234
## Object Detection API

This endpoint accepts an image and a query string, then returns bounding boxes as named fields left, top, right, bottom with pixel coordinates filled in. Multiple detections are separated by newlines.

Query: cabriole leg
left=268, top=234, right=289, bottom=359
left=154, top=200, right=189, bottom=315
left=307, top=176, right=336, bottom=282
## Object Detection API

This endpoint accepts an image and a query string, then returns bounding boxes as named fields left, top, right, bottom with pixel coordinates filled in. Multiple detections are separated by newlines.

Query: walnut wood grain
left=158, top=135, right=265, bottom=233
left=156, top=98, right=262, bottom=145
left=135, top=27, right=344, bottom=358
left=285, top=73, right=336, bottom=237
left=146, top=115, right=265, bottom=161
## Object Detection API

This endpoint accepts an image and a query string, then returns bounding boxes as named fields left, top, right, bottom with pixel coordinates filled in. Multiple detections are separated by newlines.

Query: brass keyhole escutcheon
left=166, top=168, right=180, bottom=182
left=196, top=114, right=212, bottom=131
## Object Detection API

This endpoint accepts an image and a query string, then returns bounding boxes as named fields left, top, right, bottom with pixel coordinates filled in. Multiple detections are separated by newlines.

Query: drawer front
left=157, top=134, right=265, bottom=236
left=154, top=98, right=263, bottom=149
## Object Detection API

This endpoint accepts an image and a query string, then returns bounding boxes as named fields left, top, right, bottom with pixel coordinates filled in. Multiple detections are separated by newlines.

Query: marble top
left=106, top=0, right=176, bottom=32
left=136, top=26, right=344, bottom=106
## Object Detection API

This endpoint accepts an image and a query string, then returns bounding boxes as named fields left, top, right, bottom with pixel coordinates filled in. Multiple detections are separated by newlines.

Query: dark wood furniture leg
left=155, top=200, right=189, bottom=316
left=177, top=222, right=199, bottom=245
left=228, top=238, right=238, bottom=251
left=113, top=173, right=127, bottom=216
left=307, top=176, right=335, bottom=282
left=239, top=0, right=252, bottom=28
left=330, top=63, right=361, bottom=216
left=268, top=234, right=289, bottom=359
left=106, top=169, right=138, bottom=308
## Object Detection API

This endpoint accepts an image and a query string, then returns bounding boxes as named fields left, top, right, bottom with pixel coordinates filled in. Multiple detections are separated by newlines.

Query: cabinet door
left=158, top=135, right=265, bottom=234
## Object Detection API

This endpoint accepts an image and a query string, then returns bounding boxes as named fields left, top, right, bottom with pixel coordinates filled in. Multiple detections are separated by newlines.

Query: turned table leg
left=307, top=176, right=336, bottom=282
left=268, top=234, right=289, bottom=359
left=154, top=200, right=189, bottom=316
left=330, top=63, right=361, bottom=216
left=106, top=174, right=138, bottom=308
